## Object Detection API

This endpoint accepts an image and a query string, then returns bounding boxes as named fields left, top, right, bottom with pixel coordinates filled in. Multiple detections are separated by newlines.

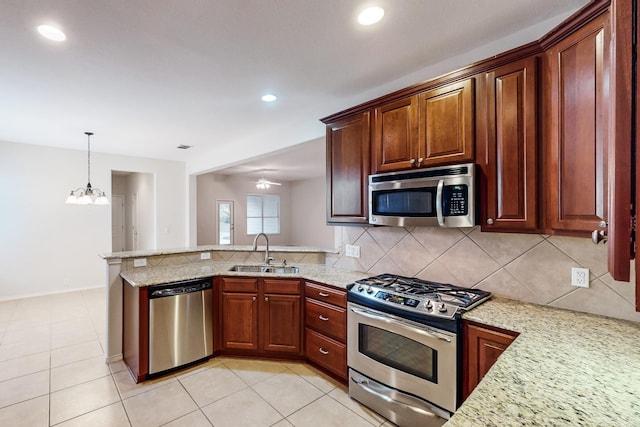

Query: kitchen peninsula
left=100, top=245, right=366, bottom=364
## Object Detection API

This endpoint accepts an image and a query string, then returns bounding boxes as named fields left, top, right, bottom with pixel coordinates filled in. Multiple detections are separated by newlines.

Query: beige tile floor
left=0, top=288, right=395, bottom=426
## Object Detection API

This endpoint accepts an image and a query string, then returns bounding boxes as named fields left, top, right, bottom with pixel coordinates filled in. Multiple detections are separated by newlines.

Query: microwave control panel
left=444, top=185, right=468, bottom=216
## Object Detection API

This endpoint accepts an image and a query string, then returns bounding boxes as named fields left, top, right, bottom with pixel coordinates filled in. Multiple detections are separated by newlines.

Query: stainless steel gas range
left=346, top=274, right=491, bottom=427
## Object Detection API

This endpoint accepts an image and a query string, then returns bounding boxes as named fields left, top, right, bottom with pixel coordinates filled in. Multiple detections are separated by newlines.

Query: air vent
left=177, top=145, right=192, bottom=150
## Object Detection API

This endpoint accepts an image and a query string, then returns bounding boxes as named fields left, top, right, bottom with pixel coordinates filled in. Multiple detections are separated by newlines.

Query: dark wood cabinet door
left=480, top=56, right=539, bottom=231
left=372, top=96, right=418, bottom=173
left=221, top=292, right=258, bottom=351
left=122, top=282, right=148, bottom=383
left=543, top=12, right=610, bottom=235
left=418, top=79, right=475, bottom=167
left=262, top=293, right=301, bottom=353
left=325, top=112, right=370, bottom=224
left=463, top=321, right=517, bottom=401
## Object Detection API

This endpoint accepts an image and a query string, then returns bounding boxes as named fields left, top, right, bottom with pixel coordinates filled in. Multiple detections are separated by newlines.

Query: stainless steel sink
left=228, top=264, right=300, bottom=274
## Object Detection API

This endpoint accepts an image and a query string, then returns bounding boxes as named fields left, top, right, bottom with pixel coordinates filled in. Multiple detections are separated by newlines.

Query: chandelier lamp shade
left=65, top=132, right=109, bottom=205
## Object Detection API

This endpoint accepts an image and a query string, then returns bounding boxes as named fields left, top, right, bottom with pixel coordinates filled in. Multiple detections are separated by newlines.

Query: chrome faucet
left=252, top=233, right=272, bottom=265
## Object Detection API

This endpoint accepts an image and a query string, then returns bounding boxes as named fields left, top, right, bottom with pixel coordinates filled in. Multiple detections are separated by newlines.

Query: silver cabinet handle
left=592, top=221, right=608, bottom=245
left=410, top=158, right=416, bottom=164
left=252, top=296, right=256, bottom=301
left=265, top=297, right=269, bottom=302
left=487, top=218, right=494, bottom=225
left=435, top=179, right=445, bottom=227
left=319, top=348, right=329, bottom=355
left=417, top=157, right=424, bottom=166
left=318, top=292, right=330, bottom=297
left=319, top=315, right=329, bottom=321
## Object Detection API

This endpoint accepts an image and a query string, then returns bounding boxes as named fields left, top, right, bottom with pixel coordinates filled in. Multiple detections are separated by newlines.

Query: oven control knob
left=438, top=303, right=447, bottom=313
left=366, top=286, right=374, bottom=294
left=357, top=285, right=364, bottom=292
left=424, top=300, right=433, bottom=310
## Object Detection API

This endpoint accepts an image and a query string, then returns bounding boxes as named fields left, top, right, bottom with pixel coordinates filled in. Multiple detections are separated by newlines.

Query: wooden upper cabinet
left=372, top=96, right=418, bottom=173
left=325, top=112, right=370, bottom=224
left=418, top=78, right=475, bottom=167
left=543, top=12, right=610, bottom=236
left=479, top=56, right=539, bottom=232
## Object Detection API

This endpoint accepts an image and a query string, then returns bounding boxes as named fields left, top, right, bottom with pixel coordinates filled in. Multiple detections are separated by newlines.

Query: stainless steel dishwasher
left=148, top=278, right=213, bottom=375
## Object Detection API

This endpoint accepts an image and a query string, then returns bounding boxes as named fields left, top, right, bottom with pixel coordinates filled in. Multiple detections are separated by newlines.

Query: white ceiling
left=1, top=0, right=589, bottom=180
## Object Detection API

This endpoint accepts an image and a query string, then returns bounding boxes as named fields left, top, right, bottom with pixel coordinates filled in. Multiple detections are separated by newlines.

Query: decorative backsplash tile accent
left=328, top=226, right=640, bottom=323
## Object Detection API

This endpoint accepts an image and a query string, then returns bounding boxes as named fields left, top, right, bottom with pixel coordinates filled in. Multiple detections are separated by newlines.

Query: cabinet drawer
left=305, top=282, right=346, bottom=308
left=305, top=328, right=346, bottom=379
left=305, top=298, right=346, bottom=341
left=221, top=277, right=258, bottom=292
left=264, top=279, right=300, bottom=294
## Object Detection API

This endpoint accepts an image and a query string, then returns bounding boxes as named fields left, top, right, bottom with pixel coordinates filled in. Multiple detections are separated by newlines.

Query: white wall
left=290, top=177, right=335, bottom=248
left=0, top=140, right=187, bottom=300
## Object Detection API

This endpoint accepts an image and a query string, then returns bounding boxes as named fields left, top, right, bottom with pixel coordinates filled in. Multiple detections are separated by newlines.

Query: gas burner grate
left=352, top=274, right=490, bottom=309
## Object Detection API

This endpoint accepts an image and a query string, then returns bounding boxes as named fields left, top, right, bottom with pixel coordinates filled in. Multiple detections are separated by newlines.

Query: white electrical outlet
left=133, top=258, right=147, bottom=267
left=345, top=244, right=361, bottom=258
left=200, top=252, right=211, bottom=260
left=571, top=267, right=589, bottom=288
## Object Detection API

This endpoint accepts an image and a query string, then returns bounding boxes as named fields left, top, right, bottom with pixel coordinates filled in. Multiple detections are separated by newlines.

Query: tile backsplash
left=327, top=226, right=640, bottom=323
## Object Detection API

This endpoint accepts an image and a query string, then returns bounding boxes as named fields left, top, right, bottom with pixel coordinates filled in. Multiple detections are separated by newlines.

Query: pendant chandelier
left=65, top=132, right=109, bottom=205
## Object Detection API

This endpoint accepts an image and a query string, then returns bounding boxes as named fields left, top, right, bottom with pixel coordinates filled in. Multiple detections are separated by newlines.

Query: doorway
left=112, top=171, right=156, bottom=251
left=111, top=195, right=125, bottom=252
left=217, top=200, right=234, bottom=245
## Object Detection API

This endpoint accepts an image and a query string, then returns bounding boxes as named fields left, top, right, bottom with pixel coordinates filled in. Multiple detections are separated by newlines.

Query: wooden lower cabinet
left=122, top=280, right=149, bottom=383
left=220, top=277, right=302, bottom=356
left=305, top=328, right=347, bottom=379
left=304, top=281, right=348, bottom=381
left=462, top=320, right=518, bottom=401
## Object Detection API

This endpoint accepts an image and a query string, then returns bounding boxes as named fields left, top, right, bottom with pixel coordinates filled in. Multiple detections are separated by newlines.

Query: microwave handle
left=436, top=179, right=445, bottom=226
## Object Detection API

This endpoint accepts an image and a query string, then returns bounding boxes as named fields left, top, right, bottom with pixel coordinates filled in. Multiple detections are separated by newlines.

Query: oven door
left=347, top=303, right=458, bottom=414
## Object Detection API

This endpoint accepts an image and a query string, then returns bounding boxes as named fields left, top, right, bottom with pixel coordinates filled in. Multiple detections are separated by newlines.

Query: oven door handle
left=436, top=179, right=445, bottom=226
left=351, top=376, right=449, bottom=419
left=349, top=306, right=452, bottom=342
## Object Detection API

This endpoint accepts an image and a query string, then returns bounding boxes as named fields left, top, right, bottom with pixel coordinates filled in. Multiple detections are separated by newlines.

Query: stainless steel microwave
left=369, top=163, right=475, bottom=227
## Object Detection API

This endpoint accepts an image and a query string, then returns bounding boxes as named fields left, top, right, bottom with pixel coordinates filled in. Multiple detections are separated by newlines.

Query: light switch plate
left=346, top=244, right=360, bottom=258
left=133, top=258, right=147, bottom=267
left=571, top=267, right=589, bottom=288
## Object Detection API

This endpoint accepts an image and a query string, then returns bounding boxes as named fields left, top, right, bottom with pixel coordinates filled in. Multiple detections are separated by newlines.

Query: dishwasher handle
left=149, top=279, right=212, bottom=298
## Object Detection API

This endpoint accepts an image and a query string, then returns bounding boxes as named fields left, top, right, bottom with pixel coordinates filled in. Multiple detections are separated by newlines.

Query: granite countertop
left=120, top=261, right=369, bottom=289
left=120, top=262, right=640, bottom=425
left=450, top=298, right=640, bottom=426
left=101, top=245, right=338, bottom=260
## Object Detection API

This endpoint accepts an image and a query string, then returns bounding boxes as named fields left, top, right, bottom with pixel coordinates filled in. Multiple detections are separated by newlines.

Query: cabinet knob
left=319, top=315, right=329, bottom=321
left=487, top=218, right=494, bottom=225
left=252, top=296, right=256, bottom=301
left=417, top=157, right=424, bottom=165
left=265, top=297, right=269, bottom=302
left=319, top=348, right=329, bottom=355
left=410, top=158, right=416, bottom=164
left=592, top=229, right=608, bottom=245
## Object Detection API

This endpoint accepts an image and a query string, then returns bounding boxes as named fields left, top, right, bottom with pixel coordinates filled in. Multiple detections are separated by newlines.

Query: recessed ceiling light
left=358, top=6, right=385, bottom=26
left=37, top=24, right=66, bottom=42
left=261, top=94, right=277, bottom=102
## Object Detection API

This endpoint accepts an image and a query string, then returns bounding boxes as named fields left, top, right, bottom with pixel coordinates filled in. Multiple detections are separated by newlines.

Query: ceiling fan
left=255, top=175, right=281, bottom=189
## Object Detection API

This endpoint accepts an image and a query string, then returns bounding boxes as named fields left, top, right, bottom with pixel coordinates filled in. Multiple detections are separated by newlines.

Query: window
left=247, top=194, right=280, bottom=234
